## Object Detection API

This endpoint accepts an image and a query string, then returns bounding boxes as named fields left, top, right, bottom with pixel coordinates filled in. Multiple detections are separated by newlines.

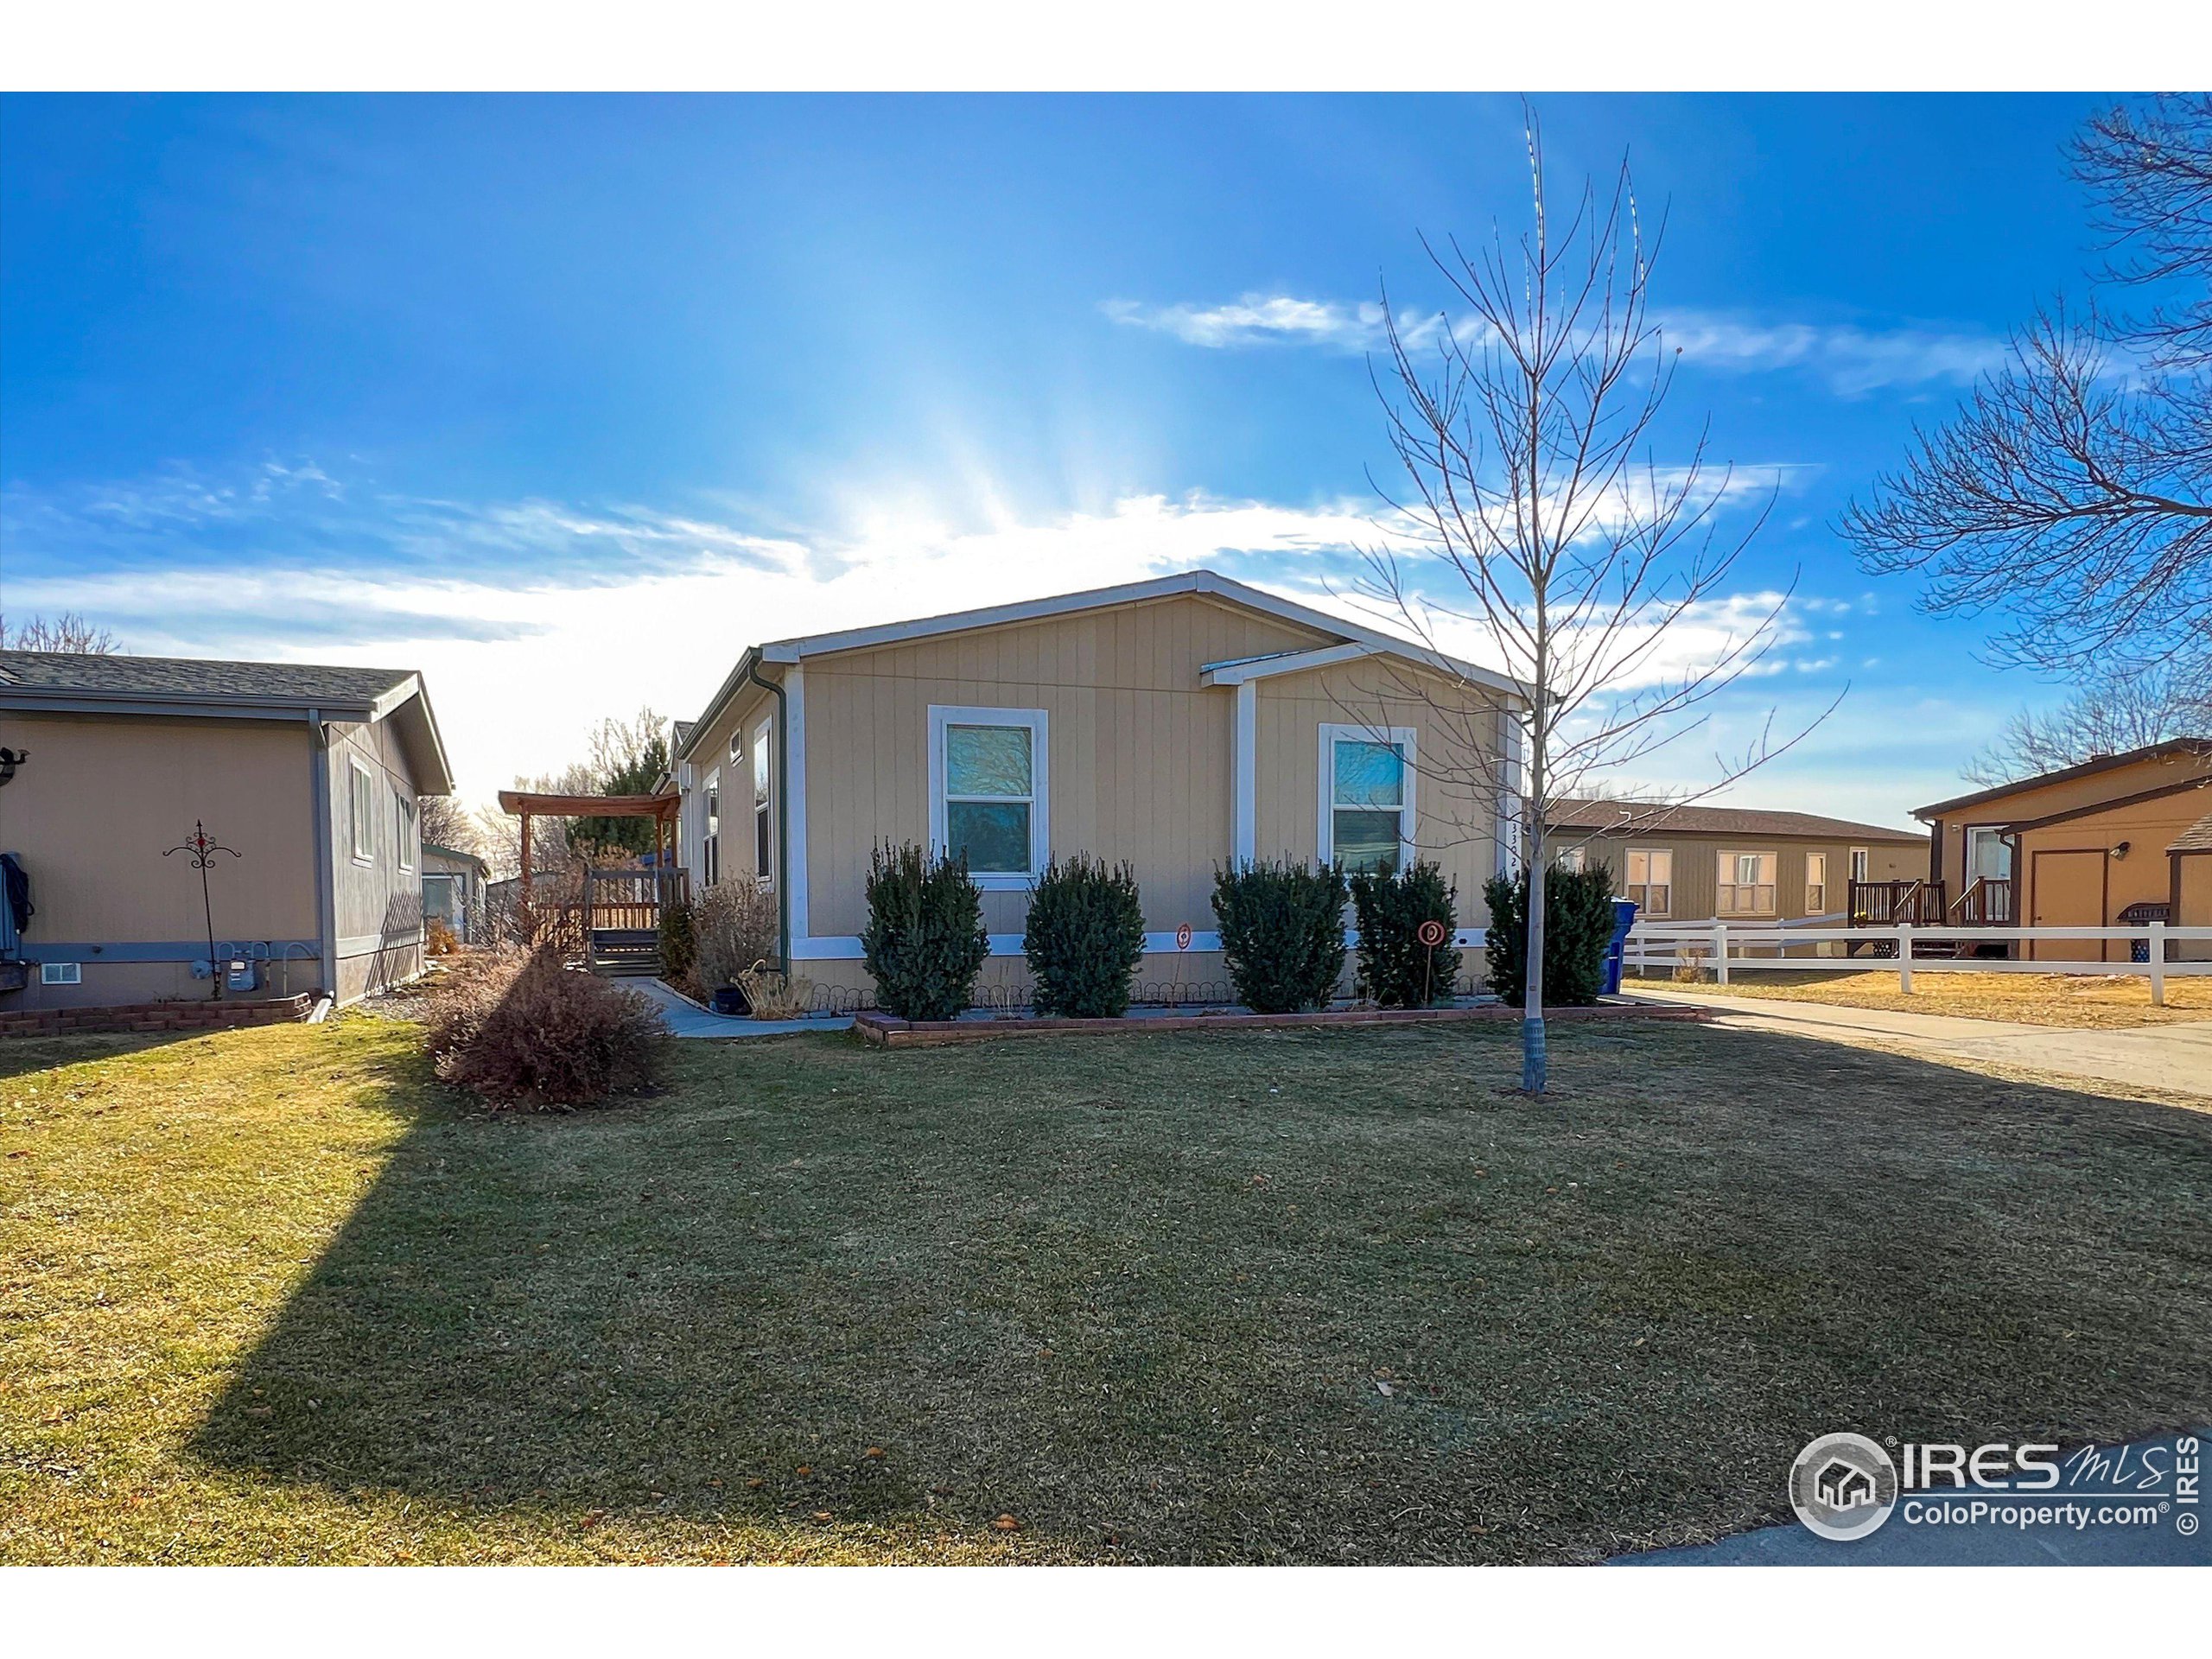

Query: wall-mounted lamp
left=0, top=746, right=25, bottom=787
left=2110, top=840, right=2133, bottom=860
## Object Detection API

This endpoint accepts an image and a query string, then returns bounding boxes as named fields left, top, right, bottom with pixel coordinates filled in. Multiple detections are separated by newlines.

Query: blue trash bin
left=1604, top=899, right=1640, bottom=995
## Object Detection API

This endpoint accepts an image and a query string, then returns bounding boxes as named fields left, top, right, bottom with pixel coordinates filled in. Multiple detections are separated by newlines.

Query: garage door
left=2030, top=849, right=2107, bottom=963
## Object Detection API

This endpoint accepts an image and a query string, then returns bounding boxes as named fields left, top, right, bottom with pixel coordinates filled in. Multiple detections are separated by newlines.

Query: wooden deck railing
left=583, top=866, right=691, bottom=935
left=1951, top=876, right=2015, bottom=926
left=1847, top=878, right=1949, bottom=925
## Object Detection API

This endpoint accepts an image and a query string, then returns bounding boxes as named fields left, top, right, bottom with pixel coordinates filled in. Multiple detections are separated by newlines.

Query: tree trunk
left=1522, top=845, right=1548, bottom=1093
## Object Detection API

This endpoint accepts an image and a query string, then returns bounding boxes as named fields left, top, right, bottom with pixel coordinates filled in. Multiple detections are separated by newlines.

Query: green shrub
left=1021, top=855, right=1147, bottom=1018
left=1350, top=860, right=1460, bottom=1007
left=861, top=842, right=990, bottom=1021
left=657, top=897, right=698, bottom=991
left=1481, top=864, right=1618, bottom=1007
left=1211, top=859, right=1349, bottom=1013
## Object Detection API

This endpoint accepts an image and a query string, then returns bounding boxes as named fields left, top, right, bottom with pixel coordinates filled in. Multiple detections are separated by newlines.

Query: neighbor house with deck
left=1543, top=799, right=1924, bottom=925
left=669, top=569, right=1532, bottom=1008
left=1904, top=738, right=2212, bottom=960
left=0, top=651, right=453, bottom=1009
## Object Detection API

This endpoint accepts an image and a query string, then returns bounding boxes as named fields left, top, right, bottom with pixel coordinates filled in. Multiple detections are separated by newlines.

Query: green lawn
left=4, top=1014, right=2210, bottom=1564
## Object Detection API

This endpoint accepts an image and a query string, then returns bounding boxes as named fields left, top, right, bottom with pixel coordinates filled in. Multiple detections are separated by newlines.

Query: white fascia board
left=1199, top=642, right=1376, bottom=685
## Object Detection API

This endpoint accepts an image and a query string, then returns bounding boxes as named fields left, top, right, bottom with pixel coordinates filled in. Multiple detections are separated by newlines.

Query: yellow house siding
left=2013, top=785, right=2212, bottom=962
left=0, top=710, right=321, bottom=1005
left=798, top=594, right=1332, bottom=939
left=1929, top=749, right=2212, bottom=893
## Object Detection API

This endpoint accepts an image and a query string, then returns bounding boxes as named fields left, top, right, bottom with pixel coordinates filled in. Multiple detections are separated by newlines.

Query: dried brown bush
left=695, top=880, right=779, bottom=990
left=424, top=946, right=667, bottom=1109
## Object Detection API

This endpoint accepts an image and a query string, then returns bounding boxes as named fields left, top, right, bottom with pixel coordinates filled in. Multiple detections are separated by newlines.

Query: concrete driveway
left=1625, top=985, right=2212, bottom=1100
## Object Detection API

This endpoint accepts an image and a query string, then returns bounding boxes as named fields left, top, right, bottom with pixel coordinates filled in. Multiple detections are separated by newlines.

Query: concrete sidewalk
left=1624, top=984, right=2212, bottom=1100
left=624, top=976, right=853, bottom=1039
left=1616, top=1427, right=2209, bottom=1565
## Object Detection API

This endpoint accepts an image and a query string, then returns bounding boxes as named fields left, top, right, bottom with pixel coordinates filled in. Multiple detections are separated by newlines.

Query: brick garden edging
left=0, top=994, right=317, bottom=1040
left=853, top=1000, right=1712, bottom=1047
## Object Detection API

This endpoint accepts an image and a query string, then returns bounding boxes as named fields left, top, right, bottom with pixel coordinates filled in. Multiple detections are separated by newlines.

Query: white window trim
left=1625, top=846, right=1673, bottom=918
left=1317, top=723, right=1418, bottom=871
left=1849, top=845, right=1871, bottom=885
left=1715, top=847, right=1780, bottom=916
left=928, top=704, right=1050, bottom=889
left=752, top=716, right=775, bottom=893
left=348, top=757, right=376, bottom=866
left=702, top=766, right=721, bottom=887
left=395, top=789, right=416, bottom=872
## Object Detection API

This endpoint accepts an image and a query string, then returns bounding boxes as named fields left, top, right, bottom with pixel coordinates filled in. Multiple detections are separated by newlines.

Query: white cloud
left=1104, top=289, right=2005, bottom=394
left=6, top=468, right=1831, bottom=814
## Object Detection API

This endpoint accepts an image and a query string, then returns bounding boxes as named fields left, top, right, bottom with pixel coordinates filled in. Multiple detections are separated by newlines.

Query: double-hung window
left=349, top=760, right=376, bottom=864
left=1716, top=849, right=1777, bottom=915
left=1625, top=848, right=1671, bottom=917
left=752, top=720, right=774, bottom=888
left=931, top=706, right=1048, bottom=887
left=395, top=790, right=416, bottom=872
left=1319, top=724, right=1415, bottom=875
left=1804, top=852, right=1828, bottom=914
left=702, top=771, right=721, bottom=887
left=1849, top=846, right=1870, bottom=885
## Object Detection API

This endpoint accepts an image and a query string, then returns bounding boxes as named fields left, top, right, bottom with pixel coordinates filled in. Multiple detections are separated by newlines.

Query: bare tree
left=1, top=611, right=118, bottom=653
left=1842, top=93, right=2212, bottom=687
left=471, top=706, right=670, bottom=878
left=1360, top=116, right=1819, bottom=1094
left=1962, top=667, right=2211, bottom=787
left=417, top=793, right=480, bottom=854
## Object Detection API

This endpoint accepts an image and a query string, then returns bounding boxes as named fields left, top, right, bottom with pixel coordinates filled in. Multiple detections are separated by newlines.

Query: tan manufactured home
left=671, top=570, right=1530, bottom=1007
left=1543, top=799, right=1924, bottom=923
left=1910, top=738, right=2212, bottom=957
left=0, top=652, right=453, bottom=1009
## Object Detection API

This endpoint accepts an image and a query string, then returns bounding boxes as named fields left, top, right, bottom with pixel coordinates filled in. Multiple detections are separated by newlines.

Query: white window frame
left=1625, top=847, right=1672, bottom=918
left=1557, top=844, right=1586, bottom=874
left=1965, top=825, right=2013, bottom=884
left=348, top=758, right=376, bottom=866
left=1804, top=851, right=1828, bottom=915
left=752, top=717, right=774, bottom=892
left=395, top=789, right=416, bottom=872
left=1850, top=845, right=1871, bottom=884
left=929, top=704, right=1050, bottom=889
left=1317, top=723, right=1418, bottom=873
left=702, top=768, right=721, bottom=888
left=1716, top=849, right=1779, bottom=916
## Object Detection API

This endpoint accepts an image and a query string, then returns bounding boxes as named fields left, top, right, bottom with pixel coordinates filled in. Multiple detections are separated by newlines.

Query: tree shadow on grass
left=186, top=1021, right=2212, bottom=1563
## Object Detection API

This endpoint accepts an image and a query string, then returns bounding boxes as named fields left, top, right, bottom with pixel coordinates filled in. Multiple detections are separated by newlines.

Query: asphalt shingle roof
left=1548, top=798, right=1923, bottom=842
left=2170, top=809, right=2212, bottom=855
left=0, top=651, right=412, bottom=706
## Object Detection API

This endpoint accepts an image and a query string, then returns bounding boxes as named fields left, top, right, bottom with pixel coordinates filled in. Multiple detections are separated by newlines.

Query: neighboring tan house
left=671, top=569, right=1532, bottom=1007
left=422, top=842, right=489, bottom=944
left=0, top=652, right=454, bottom=1009
left=1544, top=799, right=1924, bottom=924
left=1913, top=739, right=2212, bottom=961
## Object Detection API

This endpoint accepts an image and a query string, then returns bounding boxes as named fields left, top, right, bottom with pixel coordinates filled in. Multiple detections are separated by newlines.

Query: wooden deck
left=583, top=867, right=690, bottom=976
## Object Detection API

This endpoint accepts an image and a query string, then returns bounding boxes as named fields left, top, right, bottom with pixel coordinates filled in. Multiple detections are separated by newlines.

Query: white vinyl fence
left=1624, top=919, right=2212, bottom=1007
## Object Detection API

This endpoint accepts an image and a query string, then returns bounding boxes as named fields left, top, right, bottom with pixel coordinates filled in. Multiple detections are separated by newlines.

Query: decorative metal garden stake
left=164, top=820, right=241, bottom=1000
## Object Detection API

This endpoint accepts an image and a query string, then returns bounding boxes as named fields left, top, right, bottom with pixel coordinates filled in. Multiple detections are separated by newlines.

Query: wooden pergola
left=495, top=788, right=681, bottom=906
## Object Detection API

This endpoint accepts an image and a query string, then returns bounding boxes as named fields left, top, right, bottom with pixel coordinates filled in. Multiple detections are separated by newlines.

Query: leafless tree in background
left=0, top=611, right=118, bottom=653
left=416, top=793, right=480, bottom=854
left=470, top=707, right=670, bottom=878
left=1361, top=115, right=1820, bottom=1094
left=1962, top=667, right=2211, bottom=787
left=1842, top=93, right=2212, bottom=690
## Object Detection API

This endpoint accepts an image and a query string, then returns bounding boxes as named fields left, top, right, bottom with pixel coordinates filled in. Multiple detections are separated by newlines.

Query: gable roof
left=1914, top=737, right=2212, bottom=819
left=2171, top=809, right=2212, bottom=855
left=1548, top=798, right=1923, bottom=842
left=678, top=569, right=1529, bottom=763
left=2002, top=773, right=2212, bottom=836
left=0, top=650, right=453, bottom=794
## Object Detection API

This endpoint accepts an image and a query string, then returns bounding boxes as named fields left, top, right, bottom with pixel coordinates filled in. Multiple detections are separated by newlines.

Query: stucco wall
left=0, top=711, right=321, bottom=1007
left=2013, top=785, right=2212, bottom=962
left=1929, top=749, right=2212, bottom=892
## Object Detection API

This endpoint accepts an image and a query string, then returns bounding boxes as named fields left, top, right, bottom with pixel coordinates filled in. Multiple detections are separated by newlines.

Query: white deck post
left=2149, top=921, right=2167, bottom=1007
left=1896, top=921, right=1912, bottom=994
left=1712, top=920, right=1728, bottom=986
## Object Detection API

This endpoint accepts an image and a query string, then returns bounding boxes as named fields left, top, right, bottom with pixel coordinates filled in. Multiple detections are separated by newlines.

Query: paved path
left=1624, top=984, right=2212, bottom=1099
left=1616, top=1427, right=2209, bottom=1565
left=622, top=976, right=853, bottom=1039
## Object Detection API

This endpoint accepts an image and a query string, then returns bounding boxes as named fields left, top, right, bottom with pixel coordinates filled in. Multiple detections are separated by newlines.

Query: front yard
left=4, top=1014, right=2209, bottom=1564
left=1635, top=967, right=2212, bottom=1027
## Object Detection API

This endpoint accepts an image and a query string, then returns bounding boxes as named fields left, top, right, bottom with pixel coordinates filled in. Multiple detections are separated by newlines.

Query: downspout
left=744, top=658, right=791, bottom=971
left=307, top=709, right=339, bottom=999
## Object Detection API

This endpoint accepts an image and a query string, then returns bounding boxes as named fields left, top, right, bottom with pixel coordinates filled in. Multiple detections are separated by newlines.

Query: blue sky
left=0, top=92, right=2113, bottom=817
